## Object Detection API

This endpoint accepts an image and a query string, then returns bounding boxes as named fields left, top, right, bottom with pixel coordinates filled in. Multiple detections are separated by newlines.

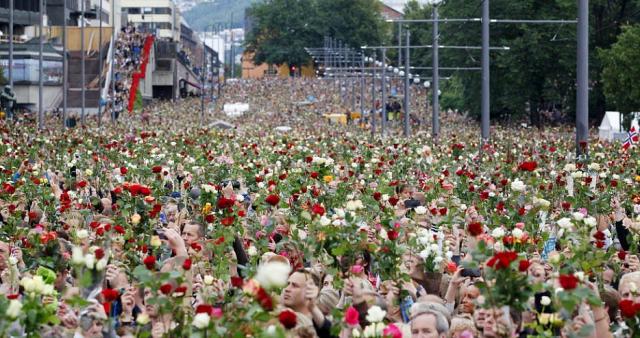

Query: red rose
left=373, top=192, right=382, bottom=201
left=101, top=288, right=119, bottom=302
left=231, top=276, right=244, bottom=288
left=388, top=196, right=399, bottom=206
left=593, top=231, right=606, bottom=241
left=196, top=304, right=214, bottom=315
left=559, top=274, right=579, bottom=290
left=173, top=286, right=187, bottom=297
left=619, top=251, right=627, bottom=260
left=561, top=201, right=571, bottom=211
left=190, top=242, right=202, bottom=252
left=139, top=186, right=152, bottom=196
left=143, top=255, right=156, bottom=269
left=256, top=287, right=273, bottom=310
left=310, top=172, right=319, bottom=179
left=77, top=181, right=87, bottom=189
left=28, top=211, right=38, bottom=220
left=120, top=167, right=128, bottom=175
left=518, top=259, right=530, bottom=272
left=182, top=258, right=192, bottom=270
left=279, top=309, right=297, bottom=329
left=487, top=251, right=518, bottom=270
left=619, top=299, right=638, bottom=318
left=152, top=166, right=162, bottom=173
left=114, top=225, right=125, bottom=234
left=221, top=216, right=235, bottom=226
left=479, top=191, right=489, bottom=200
left=94, top=248, right=105, bottom=260
left=467, top=222, right=484, bottom=237
left=265, top=194, right=280, bottom=206
left=237, top=210, right=246, bottom=217
left=387, top=230, right=399, bottom=241
left=595, top=241, right=605, bottom=249
left=205, top=214, right=215, bottom=223
left=611, top=180, right=618, bottom=187
left=311, top=204, right=325, bottom=216
left=518, top=161, right=537, bottom=172
left=160, top=283, right=173, bottom=295
left=439, top=207, right=448, bottom=216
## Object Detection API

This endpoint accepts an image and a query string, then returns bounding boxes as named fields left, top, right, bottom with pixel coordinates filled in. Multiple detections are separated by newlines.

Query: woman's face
left=459, top=285, right=480, bottom=314
left=528, top=263, right=546, bottom=283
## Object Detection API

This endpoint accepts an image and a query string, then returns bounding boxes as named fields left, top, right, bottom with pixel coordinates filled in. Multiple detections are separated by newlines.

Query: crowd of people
left=1, top=30, right=640, bottom=337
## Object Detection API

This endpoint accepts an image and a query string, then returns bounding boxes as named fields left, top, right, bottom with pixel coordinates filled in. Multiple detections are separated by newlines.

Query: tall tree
left=245, top=0, right=386, bottom=67
left=599, top=25, right=640, bottom=126
left=403, top=0, right=640, bottom=123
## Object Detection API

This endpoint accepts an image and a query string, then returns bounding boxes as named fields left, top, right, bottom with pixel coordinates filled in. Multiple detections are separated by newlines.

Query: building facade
left=121, top=0, right=180, bottom=41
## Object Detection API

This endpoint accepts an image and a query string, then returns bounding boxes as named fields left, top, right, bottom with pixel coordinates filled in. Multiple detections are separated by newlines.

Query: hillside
left=182, top=0, right=260, bottom=31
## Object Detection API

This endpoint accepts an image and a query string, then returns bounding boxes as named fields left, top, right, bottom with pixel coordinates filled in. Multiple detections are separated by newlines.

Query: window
left=0, top=59, right=63, bottom=84
left=142, top=7, right=153, bottom=14
left=153, top=7, right=171, bottom=15
left=126, top=7, right=141, bottom=14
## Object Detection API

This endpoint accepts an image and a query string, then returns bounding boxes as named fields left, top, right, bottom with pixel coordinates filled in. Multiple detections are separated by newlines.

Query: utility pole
left=81, top=0, right=86, bottom=126
left=481, top=0, right=490, bottom=143
left=63, top=0, right=68, bottom=127
left=98, top=0, right=103, bottom=128
left=576, top=0, right=589, bottom=156
left=381, top=48, right=387, bottom=137
left=432, top=5, right=440, bottom=139
left=8, top=0, right=13, bottom=88
left=360, top=54, right=365, bottom=121
left=111, top=0, right=116, bottom=124
left=371, top=55, right=377, bottom=137
left=38, top=0, right=44, bottom=130
left=403, top=30, right=410, bottom=137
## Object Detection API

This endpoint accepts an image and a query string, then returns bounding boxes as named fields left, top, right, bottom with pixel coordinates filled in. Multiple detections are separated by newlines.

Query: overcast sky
left=383, top=0, right=430, bottom=13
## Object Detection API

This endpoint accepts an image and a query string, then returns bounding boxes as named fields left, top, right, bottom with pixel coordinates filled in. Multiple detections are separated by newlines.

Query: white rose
left=255, top=261, right=291, bottom=290
left=511, top=179, right=526, bottom=192
left=433, top=256, right=444, bottom=264
left=512, top=228, right=524, bottom=239
left=136, top=313, right=150, bottom=325
left=31, top=276, right=45, bottom=294
left=319, top=215, right=331, bottom=226
left=96, top=258, right=108, bottom=271
left=584, top=216, right=597, bottom=227
left=588, top=163, right=601, bottom=171
left=572, top=212, right=584, bottom=221
left=20, top=277, right=35, bottom=293
left=335, top=209, right=345, bottom=218
left=71, top=246, right=85, bottom=265
left=352, top=328, right=361, bottom=338
left=332, top=219, right=343, bottom=227
left=557, top=218, right=573, bottom=229
left=365, top=305, right=387, bottom=323
left=564, top=164, right=576, bottom=172
left=415, top=206, right=427, bottom=215
left=85, top=169, right=93, bottom=176
left=41, top=284, right=55, bottom=296
left=419, top=249, right=431, bottom=259
left=6, top=300, right=22, bottom=318
left=76, top=229, right=89, bottom=240
left=491, top=228, right=505, bottom=238
left=204, top=275, right=214, bottom=285
left=236, top=194, right=245, bottom=202
left=540, top=296, right=551, bottom=306
left=84, top=254, right=96, bottom=270
left=266, top=325, right=278, bottom=336
left=247, top=246, right=258, bottom=256
left=192, top=313, right=211, bottom=329
left=8, top=256, right=18, bottom=266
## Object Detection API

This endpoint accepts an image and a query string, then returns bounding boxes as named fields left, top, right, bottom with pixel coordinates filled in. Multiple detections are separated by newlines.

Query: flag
left=623, top=127, right=639, bottom=150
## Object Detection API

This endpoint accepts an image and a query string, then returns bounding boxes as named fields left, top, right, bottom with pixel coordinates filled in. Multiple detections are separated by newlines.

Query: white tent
left=223, top=103, right=250, bottom=117
left=599, top=111, right=639, bottom=141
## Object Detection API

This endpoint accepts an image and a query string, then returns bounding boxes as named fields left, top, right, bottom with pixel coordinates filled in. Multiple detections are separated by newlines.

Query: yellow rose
left=202, top=202, right=212, bottom=215
left=150, top=235, right=162, bottom=248
left=131, top=213, right=141, bottom=225
left=635, top=175, right=640, bottom=182
left=323, top=175, right=333, bottom=183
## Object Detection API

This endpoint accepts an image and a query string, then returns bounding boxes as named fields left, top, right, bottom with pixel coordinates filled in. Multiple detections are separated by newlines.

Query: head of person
left=0, top=240, right=9, bottom=272
left=458, top=283, right=480, bottom=315
left=528, top=262, right=547, bottom=284
left=181, top=221, right=204, bottom=247
left=78, top=303, right=108, bottom=338
left=619, top=271, right=640, bottom=302
left=410, top=302, right=450, bottom=338
left=282, top=270, right=319, bottom=313
left=403, top=252, right=426, bottom=282
left=482, top=306, right=520, bottom=338
left=4, top=85, right=10, bottom=93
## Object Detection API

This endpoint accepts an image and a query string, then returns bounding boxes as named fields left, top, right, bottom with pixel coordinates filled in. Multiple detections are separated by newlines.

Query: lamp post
left=38, top=0, right=44, bottom=130
left=403, top=29, right=410, bottom=137
left=81, top=0, right=86, bottom=126
left=429, top=0, right=443, bottom=140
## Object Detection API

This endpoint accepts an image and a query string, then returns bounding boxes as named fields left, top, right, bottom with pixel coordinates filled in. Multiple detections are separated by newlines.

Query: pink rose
left=350, top=265, right=364, bottom=275
left=344, top=306, right=359, bottom=326
left=515, top=222, right=525, bottom=229
left=383, top=323, right=402, bottom=338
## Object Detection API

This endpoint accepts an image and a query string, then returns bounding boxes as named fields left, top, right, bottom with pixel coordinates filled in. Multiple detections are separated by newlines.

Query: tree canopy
left=599, top=25, right=640, bottom=121
left=244, top=0, right=387, bottom=67
left=401, top=0, right=640, bottom=122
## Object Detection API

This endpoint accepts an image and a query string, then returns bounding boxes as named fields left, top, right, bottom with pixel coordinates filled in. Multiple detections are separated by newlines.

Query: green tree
left=402, top=0, right=640, bottom=123
left=599, top=25, right=640, bottom=127
left=245, top=0, right=386, bottom=68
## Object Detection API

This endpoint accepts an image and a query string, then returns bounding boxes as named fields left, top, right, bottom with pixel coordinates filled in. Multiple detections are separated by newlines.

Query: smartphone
left=461, top=268, right=481, bottom=278
left=154, top=228, right=168, bottom=240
